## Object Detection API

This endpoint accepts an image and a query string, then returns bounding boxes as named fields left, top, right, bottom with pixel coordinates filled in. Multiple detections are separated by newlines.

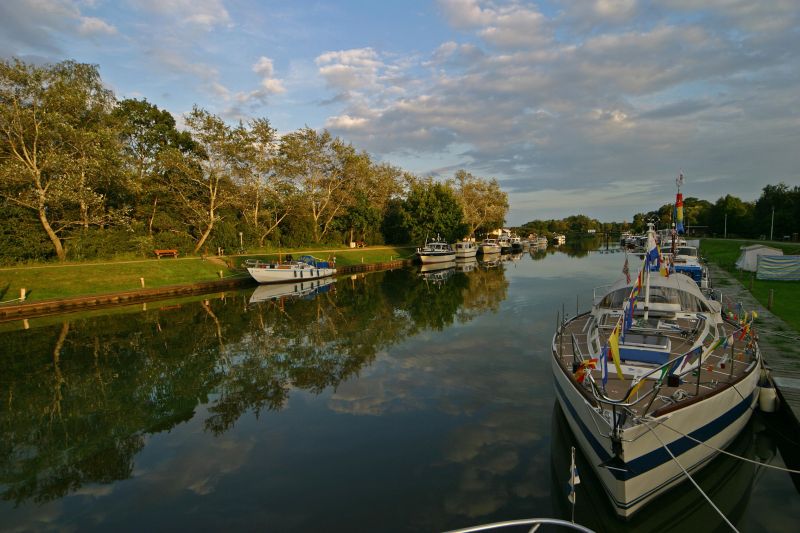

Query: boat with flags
left=551, top=217, right=764, bottom=518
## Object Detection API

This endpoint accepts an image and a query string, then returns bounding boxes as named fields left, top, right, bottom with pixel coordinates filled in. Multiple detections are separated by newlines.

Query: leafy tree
left=277, top=128, right=358, bottom=243
left=754, top=183, right=799, bottom=240
left=159, top=107, right=239, bottom=253
left=398, top=179, right=468, bottom=243
left=0, top=59, right=118, bottom=260
left=450, top=170, right=508, bottom=237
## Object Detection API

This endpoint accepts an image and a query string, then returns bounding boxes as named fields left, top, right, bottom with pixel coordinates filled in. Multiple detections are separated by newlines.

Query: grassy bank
left=700, top=238, right=800, bottom=331
left=0, top=246, right=415, bottom=303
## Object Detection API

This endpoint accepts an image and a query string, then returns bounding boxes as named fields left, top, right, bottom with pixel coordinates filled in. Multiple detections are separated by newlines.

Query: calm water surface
left=2, top=246, right=799, bottom=532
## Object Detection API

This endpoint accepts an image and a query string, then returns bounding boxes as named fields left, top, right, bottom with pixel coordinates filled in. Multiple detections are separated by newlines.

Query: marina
left=1, top=245, right=799, bottom=532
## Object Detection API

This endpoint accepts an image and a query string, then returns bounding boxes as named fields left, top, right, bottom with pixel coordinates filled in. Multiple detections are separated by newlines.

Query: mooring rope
left=642, top=416, right=800, bottom=474
left=641, top=420, right=739, bottom=532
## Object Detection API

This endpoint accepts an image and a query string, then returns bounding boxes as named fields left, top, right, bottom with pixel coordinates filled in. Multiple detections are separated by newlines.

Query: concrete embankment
left=0, top=259, right=413, bottom=322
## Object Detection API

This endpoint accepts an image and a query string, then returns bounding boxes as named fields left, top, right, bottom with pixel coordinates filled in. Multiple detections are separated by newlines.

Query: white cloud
left=252, top=56, right=285, bottom=94
left=134, top=0, right=232, bottom=30
left=78, top=16, right=117, bottom=36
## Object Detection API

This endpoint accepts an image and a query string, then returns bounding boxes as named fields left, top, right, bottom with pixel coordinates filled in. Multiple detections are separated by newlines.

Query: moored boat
left=249, top=277, right=334, bottom=303
left=416, top=235, right=456, bottom=263
left=551, top=224, right=762, bottom=519
left=454, top=239, right=478, bottom=258
left=246, top=255, right=336, bottom=284
left=479, top=238, right=501, bottom=254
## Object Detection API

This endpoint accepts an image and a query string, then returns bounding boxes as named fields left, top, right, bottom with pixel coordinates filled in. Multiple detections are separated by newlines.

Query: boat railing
left=443, top=518, right=595, bottom=533
left=582, top=322, right=756, bottom=420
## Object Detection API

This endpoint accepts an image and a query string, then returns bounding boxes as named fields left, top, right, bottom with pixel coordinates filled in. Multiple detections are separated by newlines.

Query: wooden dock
left=707, top=263, right=800, bottom=423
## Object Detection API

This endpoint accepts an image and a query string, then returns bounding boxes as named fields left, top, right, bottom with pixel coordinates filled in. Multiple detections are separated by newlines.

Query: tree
left=754, top=183, right=799, bottom=240
left=113, top=98, right=196, bottom=236
left=234, top=118, right=295, bottom=246
left=278, top=128, right=359, bottom=243
left=159, top=107, right=238, bottom=253
left=0, top=59, right=118, bottom=260
left=450, top=170, right=508, bottom=237
left=709, top=194, right=754, bottom=237
left=399, top=179, right=468, bottom=243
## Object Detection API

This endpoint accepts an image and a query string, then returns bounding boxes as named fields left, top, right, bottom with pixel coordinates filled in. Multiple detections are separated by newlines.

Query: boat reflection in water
left=455, top=257, right=478, bottom=273
left=419, top=260, right=456, bottom=285
left=249, top=277, right=335, bottom=304
left=480, top=252, right=502, bottom=268
left=550, top=402, right=769, bottom=532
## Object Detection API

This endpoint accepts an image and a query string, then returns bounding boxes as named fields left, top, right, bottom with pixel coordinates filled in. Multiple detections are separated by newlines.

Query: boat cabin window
left=598, top=286, right=710, bottom=312
left=676, top=247, right=698, bottom=257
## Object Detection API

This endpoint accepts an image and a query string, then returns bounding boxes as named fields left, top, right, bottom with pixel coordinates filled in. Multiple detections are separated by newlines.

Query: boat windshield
left=598, top=285, right=710, bottom=312
left=676, top=247, right=698, bottom=257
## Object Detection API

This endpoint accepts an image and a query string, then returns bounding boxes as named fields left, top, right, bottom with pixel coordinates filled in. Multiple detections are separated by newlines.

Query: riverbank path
left=707, top=263, right=800, bottom=423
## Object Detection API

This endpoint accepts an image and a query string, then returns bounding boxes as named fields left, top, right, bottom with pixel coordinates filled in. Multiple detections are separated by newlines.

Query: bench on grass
left=154, top=249, right=179, bottom=259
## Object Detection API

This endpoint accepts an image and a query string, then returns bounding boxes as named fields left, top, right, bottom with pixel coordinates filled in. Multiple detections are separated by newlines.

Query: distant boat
left=454, top=240, right=478, bottom=258
left=479, top=238, right=501, bottom=254
left=670, top=244, right=710, bottom=289
left=510, top=235, right=523, bottom=252
left=416, top=235, right=456, bottom=263
left=552, top=234, right=566, bottom=245
left=498, top=236, right=512, bottom=254
left=552, top=223, right=762, bottom=518
left=245, top=255, right=336, bottom=284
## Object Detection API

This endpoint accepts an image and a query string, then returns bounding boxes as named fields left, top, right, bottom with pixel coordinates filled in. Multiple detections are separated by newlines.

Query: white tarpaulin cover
left=735, top=245, right=783, bottom=271
left=757, top=255, right=800, bottom=280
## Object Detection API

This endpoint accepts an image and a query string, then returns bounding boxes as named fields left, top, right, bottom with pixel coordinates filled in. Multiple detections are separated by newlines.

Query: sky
left=1, top=0, right=799, bottom=225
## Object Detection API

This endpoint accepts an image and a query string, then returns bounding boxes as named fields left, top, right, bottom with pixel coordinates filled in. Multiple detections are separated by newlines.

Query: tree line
left=517, top=186, right=799, bottom=240
left=0, top=59, right=509, bottom=263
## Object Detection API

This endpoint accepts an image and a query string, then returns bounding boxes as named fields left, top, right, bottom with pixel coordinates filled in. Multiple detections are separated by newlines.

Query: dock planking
left=706, top=262, right=800, bottom=423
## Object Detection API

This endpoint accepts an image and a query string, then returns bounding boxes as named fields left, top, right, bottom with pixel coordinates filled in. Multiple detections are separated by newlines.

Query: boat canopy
left=597, top=272, right=712, bottom=313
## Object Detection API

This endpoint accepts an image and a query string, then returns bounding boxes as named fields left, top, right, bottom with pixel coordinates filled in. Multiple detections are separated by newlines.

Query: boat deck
left=554, top=314, right=757, bottom=418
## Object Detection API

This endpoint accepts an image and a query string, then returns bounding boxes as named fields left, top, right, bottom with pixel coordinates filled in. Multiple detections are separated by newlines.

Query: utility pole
left=770, top=207, right=774, bottom=241
left=724, top=213, right=727, bottom=239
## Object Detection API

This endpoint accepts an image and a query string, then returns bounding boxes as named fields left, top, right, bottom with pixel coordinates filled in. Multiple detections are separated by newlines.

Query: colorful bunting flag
left=608, top=325, right=624, bottom=381
left=574, top=358, right=598, bottom=383
left=567, top=447, right=580, bottom=504
left=600, top=345, right=609, bottom=387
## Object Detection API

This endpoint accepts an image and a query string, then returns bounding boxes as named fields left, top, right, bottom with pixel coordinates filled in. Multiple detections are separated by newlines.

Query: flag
left=675, top=193, right=685, bottom=234
left=679, top=345, right=704, bottom=371
left=623, top=256, right=631, bottom=284
left=575, top=358, right=598, bottom=383
left=609, top=325, right=624, bottom=380
left=626, top=376, right=647, bottom=401
left=567, top=447, right=580, bottom=504
left=600, top=345, right=609, bottom=387
left=646, top=232, right=661, bottom=270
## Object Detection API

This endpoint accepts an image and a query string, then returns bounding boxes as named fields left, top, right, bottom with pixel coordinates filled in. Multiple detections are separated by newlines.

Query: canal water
left=1, top=245, right=799, bottom=532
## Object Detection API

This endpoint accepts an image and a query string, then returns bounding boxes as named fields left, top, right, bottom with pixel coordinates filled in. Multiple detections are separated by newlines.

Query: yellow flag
left=609, top=325, right=624, bottom=380
left=752, top=310, right=758, bottom=320
left=626, top=377, right=646, bottom=402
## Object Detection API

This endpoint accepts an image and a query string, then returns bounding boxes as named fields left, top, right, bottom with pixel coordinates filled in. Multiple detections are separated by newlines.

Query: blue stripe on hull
left=553, top=370, right=755, bottom=482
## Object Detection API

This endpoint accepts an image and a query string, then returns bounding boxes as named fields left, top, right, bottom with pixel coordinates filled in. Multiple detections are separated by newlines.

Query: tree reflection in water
left=0, top=265, right=508, bottom=504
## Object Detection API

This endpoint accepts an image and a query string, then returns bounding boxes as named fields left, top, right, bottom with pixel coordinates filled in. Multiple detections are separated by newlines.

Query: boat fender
left=758, top=385, right=778, bottom=413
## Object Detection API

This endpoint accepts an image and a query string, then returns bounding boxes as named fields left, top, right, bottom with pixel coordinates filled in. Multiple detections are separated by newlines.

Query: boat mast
left=644, top=222, right=653, bottom=321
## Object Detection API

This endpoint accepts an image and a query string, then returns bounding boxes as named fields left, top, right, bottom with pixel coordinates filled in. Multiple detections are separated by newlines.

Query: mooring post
left=20, top=288, right=26, bottom=301
left=140, top=277, right=145, bottom=288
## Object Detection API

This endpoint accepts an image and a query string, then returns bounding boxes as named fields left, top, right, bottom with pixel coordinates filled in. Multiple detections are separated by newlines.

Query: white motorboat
left=552, top=224, right=762, bottom=518
left=669, top=244, right=710, bottom=289
left=416, top=235, right=456, bottom=263
left=245, top=255, right=336, bottom=284
left=454, top=240, right=478, bottom=258
left=479, top=238, right=501, bottom=254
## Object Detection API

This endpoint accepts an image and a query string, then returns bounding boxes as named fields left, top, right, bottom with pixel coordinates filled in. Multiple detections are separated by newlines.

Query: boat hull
left=551, top=353, right=760, bottom=518
left=247, top=265, right=336, bottom=284
left=417, top=252, right=456, bottom=263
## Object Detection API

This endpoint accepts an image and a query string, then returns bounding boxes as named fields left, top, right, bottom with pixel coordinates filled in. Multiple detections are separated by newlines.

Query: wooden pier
left=707, top=263, right=800, bottom=423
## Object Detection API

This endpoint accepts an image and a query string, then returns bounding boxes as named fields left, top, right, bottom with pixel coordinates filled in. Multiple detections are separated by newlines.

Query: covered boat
left=245, top=255, right=336, bottom=284
left=552, top=225, right=762, bottom=518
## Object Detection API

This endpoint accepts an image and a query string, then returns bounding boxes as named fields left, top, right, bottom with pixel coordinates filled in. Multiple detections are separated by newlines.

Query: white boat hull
left=247, top=264, right=336, bottom=284
left=551, top=354, right=759, bottom=518
left=417, top=252, right=456, bottom=263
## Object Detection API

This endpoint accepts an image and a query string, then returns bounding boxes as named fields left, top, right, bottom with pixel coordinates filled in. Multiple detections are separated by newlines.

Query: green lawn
left=0, top=246, right=416, bottom=303
left=700, top=238, right=800, bottom=331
